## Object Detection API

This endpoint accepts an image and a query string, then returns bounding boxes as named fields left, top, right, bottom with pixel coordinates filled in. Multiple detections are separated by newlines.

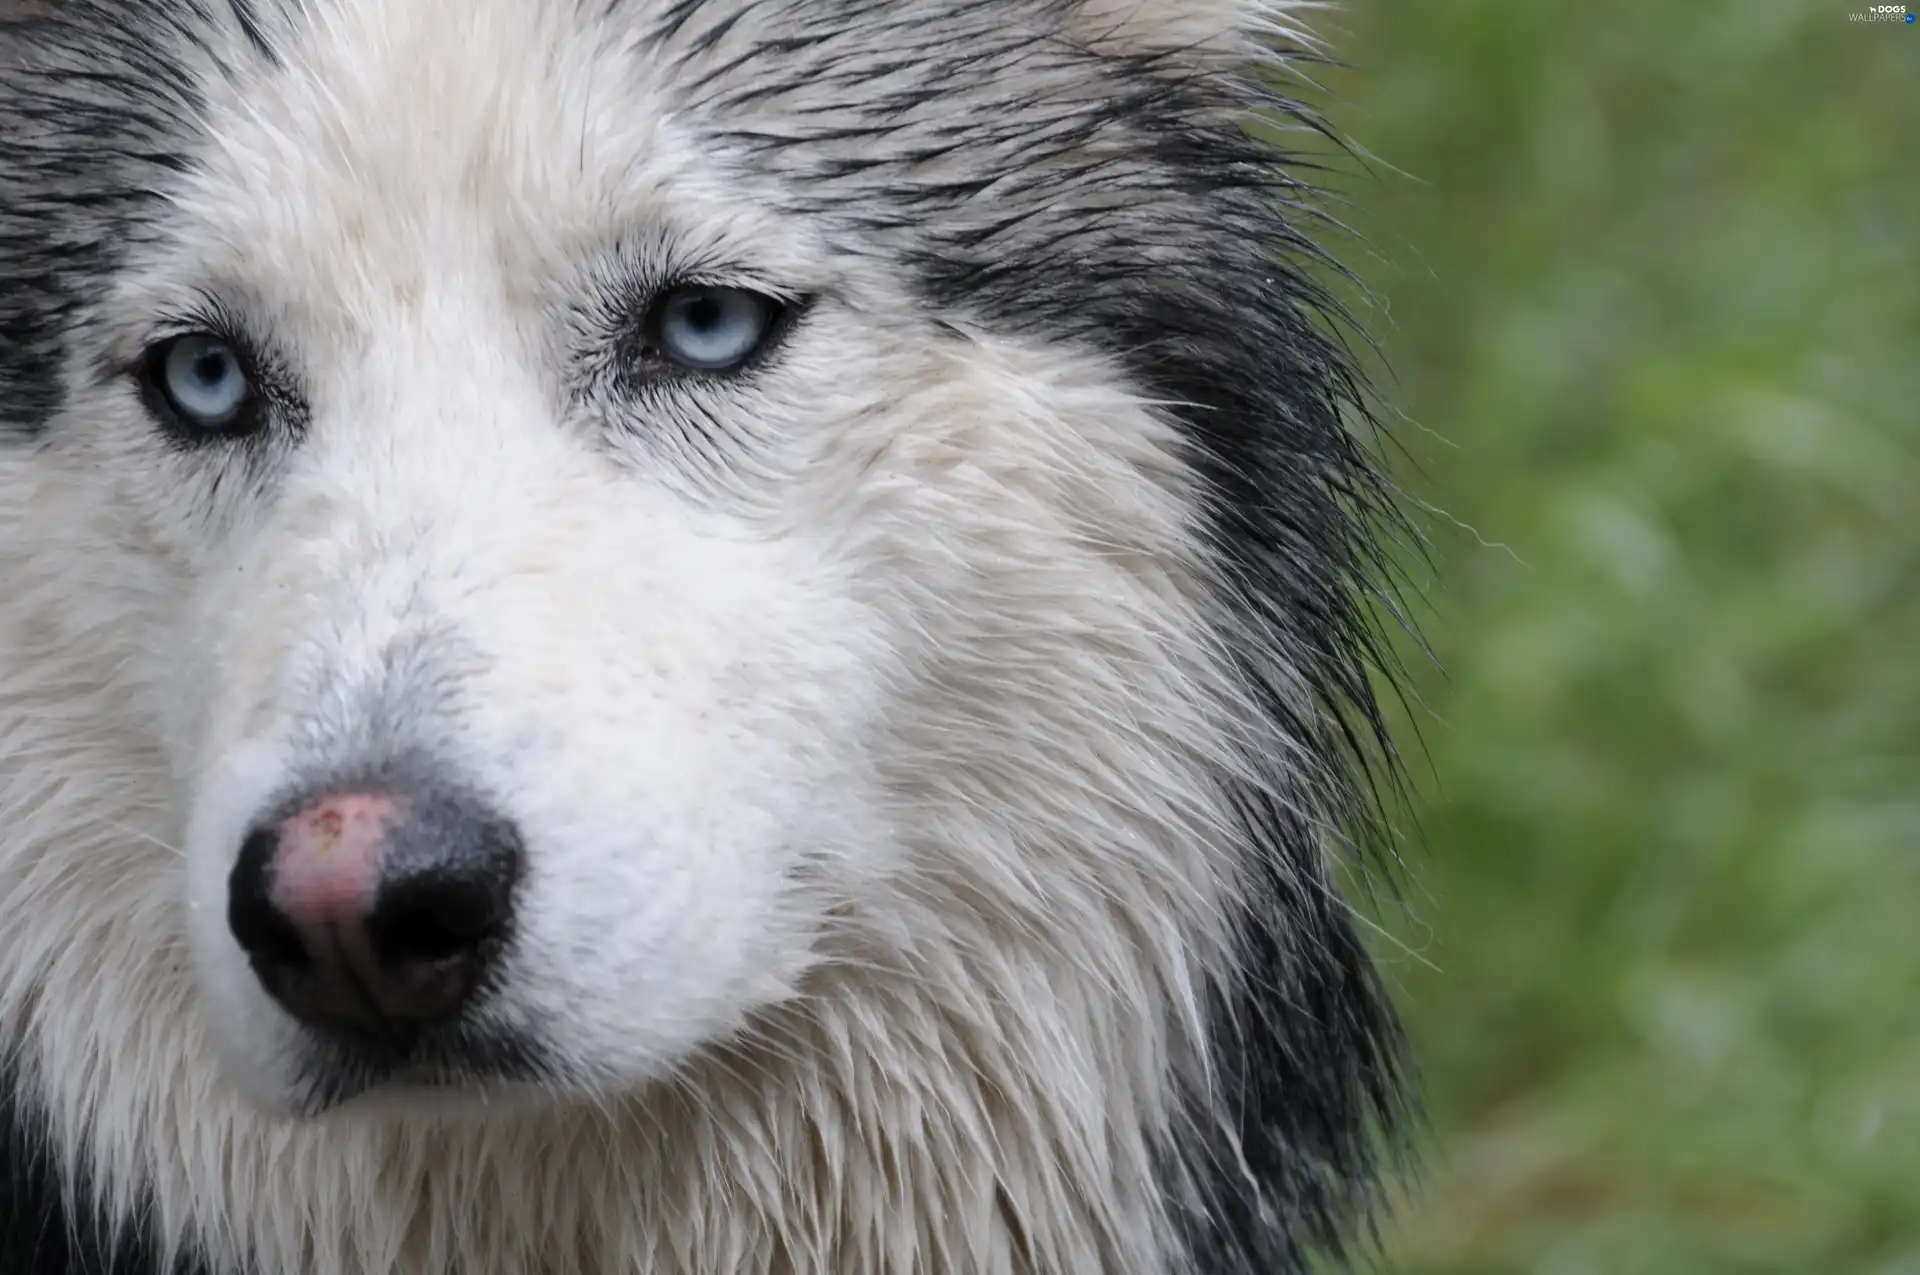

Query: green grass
left=1299, top=4, right=1920, bottom=1272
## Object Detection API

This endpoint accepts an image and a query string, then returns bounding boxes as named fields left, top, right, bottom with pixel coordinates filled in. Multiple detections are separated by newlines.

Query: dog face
left=87, top=0, right=991, bottom=1114
left=167, top=16, right=907, bottom=1112
left=5, top=0, right=1239, bottom=1118
left=1, top=4, right=1407, bottom=1269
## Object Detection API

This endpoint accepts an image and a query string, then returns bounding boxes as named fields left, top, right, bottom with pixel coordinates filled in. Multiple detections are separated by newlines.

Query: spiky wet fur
left=0, top=1, right=1411, bottom=1272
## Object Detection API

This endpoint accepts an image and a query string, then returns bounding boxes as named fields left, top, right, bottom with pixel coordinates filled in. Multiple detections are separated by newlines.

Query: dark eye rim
left=628, top=283, right=803, bottom=380
left=135, top=331, right=266, bottom=443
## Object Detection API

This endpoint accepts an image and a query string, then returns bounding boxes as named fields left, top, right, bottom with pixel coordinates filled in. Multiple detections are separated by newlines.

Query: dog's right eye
left=637, top=285, right=786, bottom=375
left=140, top=333, right=259, bottom=438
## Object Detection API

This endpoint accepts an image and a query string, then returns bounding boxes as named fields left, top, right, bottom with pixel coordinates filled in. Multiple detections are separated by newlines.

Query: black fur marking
left=0, top=3, right=208, bottom=441
left=0, top=1069, right=220, bottom=1275
left=225, top=0, right=279, bottom=67
left=945, top=89, right=1416, bottom=1271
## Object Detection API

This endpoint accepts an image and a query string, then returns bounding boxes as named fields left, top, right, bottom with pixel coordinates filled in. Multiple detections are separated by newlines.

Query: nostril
left=366, top=799, right=521, bottom=965
left=228, top=826, right=311, bottom=972
left=371, top=872, right=512, bottom=966
left=248, top=906, right=313, bottom=972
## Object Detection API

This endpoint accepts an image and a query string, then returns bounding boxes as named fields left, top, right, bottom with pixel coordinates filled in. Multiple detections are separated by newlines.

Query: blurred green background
left=1303, top=3, right=1919, bottom=1272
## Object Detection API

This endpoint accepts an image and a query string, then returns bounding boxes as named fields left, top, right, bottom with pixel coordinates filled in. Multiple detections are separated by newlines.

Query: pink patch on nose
left=268, top=792, right=406, bottom=929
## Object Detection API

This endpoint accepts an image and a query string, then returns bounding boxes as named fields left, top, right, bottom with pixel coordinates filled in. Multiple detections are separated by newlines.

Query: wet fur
left=0, top=1, right=1410, bottom=1272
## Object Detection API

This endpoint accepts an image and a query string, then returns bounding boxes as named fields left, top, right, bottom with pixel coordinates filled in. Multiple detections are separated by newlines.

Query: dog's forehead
left=231, top=0, right=672, bottom=177
left=168, top=0, right=755, bottom=299
left=22, top=0, right=1272, bottom=376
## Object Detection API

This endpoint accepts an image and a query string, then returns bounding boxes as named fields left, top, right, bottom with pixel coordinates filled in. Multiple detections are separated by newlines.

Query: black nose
left=227, top=782, right=524, bottom=1040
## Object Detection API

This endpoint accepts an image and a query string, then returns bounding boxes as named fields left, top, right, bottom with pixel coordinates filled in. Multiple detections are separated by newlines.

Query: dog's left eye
left=644, top=286, right=782, bottom=373
left=140, top=333, right=258, bottom=437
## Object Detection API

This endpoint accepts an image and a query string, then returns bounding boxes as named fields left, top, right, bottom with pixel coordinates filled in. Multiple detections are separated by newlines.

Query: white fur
left=0, top=1, right=1310, bottom=1271
left=1073, top=0, right=1318, bottom=53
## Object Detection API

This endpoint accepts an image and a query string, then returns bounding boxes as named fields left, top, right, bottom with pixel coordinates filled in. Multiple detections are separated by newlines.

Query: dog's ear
left=1065, top=0, right=1294, bottom=55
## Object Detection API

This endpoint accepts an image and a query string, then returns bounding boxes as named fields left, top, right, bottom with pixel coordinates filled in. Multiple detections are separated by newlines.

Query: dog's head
left=2, top=0, right=1403, bottom=1265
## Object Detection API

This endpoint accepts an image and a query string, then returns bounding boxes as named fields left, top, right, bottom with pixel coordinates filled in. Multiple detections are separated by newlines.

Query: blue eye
left=648, top=286, right=781, bottom=372
left=145, top=333, right=256, bottom=434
